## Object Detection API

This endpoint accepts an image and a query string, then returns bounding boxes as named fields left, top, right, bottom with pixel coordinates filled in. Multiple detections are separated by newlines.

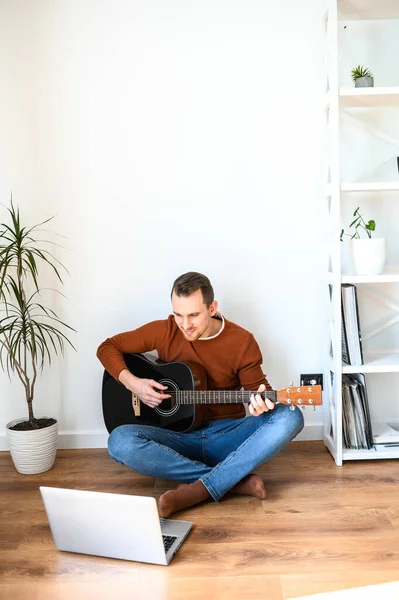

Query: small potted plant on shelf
left=0, top=200, right=75, bottom=474
left=351, top=65, right=374, bottom=88
left=341, top=207, right=386, bottom=275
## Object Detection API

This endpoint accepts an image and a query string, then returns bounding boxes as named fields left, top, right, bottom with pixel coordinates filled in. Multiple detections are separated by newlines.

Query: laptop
left=40, top=486, right=193, bottom=565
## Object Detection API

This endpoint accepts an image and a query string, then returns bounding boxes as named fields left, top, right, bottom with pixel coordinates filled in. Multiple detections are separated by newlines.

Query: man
left=97, top=272, right=304, bottom=517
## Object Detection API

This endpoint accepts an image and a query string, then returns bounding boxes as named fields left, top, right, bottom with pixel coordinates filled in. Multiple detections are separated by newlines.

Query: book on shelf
left=341, top=284, right=363, bottom=365
left=372, top=421, right=399, bottom=443
left=372, top=422, right=399, bottom=450
left=341, top=301, right=350, bottom=365
left=342, top=373, right=373, bottom=450
left=374, top=442, right=399, bottom=451
left=328, top=284, right=350, bottom=363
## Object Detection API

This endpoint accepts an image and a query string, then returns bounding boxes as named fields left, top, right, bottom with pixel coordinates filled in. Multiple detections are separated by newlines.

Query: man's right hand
left=118, top=369, right=171, bottom=409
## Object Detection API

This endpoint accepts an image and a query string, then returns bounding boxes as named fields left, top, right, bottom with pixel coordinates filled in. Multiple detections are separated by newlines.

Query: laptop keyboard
left=163, top=535, right=177, bottom=553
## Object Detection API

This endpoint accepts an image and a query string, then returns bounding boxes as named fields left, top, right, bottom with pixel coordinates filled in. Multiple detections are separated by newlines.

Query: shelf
left=327, top=272, right=399, bottom=284
left=342, top=353, right=399, bottom=373
left=338, top=0, right=399, bottom=20
left=339, top=87, right=399, bottom=108
left=341, top=181, right=399, bottom=192
left=341, top=273, right=399, bottom=283
left=326, top=181, right=399, bottom=194
left=342, top=447, right=399, bottom=460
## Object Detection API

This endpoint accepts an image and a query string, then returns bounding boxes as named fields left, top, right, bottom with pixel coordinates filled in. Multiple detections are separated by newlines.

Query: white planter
left=350, top=238, right=386, bottom=275
left=6, top=418, right=58, bottom=474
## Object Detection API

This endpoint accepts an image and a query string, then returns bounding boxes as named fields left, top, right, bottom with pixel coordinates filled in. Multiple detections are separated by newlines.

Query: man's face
left=172, top=289, right=218, bottom=341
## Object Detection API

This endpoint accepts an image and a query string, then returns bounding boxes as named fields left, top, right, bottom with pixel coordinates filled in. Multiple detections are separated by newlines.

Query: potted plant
left=351, top=65, right=374, bottom=88
left=0, top=200, right=75, bottom=474
left=341, top=207, right=386, bottom=275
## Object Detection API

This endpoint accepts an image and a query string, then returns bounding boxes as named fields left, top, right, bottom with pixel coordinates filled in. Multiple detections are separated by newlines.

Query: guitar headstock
left=276, top=385, right=322, bottom=406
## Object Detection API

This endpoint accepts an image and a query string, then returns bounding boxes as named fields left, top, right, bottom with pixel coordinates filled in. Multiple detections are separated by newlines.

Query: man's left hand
left=249, top=383, right=275, bottom=416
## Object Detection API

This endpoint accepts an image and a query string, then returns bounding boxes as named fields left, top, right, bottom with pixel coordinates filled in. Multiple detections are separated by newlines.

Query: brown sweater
left=97, top=315, right=271, bottom=421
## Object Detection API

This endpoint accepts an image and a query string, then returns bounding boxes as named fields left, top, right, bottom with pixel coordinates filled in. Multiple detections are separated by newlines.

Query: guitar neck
left=124, top=354, right=322, bottom=408
left=174, top=390, right=277, bottom=405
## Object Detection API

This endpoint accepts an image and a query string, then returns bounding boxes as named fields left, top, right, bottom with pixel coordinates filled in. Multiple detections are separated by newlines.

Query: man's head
left=171, top=272, right=218, bottom=341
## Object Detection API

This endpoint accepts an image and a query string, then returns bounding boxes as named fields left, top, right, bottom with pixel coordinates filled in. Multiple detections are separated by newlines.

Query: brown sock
left=230, top=474, right=267, bottom=499
left=158, top=480, right=211, bottom=517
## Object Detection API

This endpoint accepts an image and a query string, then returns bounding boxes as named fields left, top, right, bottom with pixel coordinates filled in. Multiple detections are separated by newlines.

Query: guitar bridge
left=132, top=393, right=141, bottom=417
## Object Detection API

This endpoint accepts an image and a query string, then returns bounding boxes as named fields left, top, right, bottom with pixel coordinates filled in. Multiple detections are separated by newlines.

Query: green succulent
left=351, top=65, right=373, bottom=82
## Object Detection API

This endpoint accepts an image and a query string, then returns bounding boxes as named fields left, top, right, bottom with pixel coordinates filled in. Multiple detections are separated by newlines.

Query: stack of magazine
left=342, top=373, right=373, bottom=450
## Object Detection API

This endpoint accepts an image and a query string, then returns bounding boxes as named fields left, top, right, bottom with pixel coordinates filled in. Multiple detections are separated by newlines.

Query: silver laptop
left=40, top=486, right=193, bottom=565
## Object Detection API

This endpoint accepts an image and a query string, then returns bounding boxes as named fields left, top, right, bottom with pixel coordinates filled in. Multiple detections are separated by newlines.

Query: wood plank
left=191, top=508, right=394, bottom=540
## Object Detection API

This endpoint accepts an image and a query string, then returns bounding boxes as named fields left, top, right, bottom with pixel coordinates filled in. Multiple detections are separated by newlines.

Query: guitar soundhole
left=159, top=386, right=175, bottom=411
left=155, top=379, right=180, bottom=416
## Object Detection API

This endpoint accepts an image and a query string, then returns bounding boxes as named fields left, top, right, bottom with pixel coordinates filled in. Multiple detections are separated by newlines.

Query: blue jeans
left=108, top=403, right=304, bottom=501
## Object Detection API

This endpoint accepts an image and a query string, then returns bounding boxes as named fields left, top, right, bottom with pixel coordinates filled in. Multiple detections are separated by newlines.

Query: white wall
left=0, top=1, right=42, bottom=435
left=0, top=0, right=328, bottom=449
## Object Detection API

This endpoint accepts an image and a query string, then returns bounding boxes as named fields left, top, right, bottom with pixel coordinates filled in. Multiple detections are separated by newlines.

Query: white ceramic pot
left=350, top=238, right=386, bottom=275
left=6, top=418, right=58, bottom=474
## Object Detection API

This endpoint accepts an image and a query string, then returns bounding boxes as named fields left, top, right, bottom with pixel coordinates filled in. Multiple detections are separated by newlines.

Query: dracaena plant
left=340, top=207, right=375, bottom=241
left=0, top=200, right=75, bottom=429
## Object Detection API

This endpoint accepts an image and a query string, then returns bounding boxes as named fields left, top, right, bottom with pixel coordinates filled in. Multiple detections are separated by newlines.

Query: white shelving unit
left=324, top=0, right=399, bottom=465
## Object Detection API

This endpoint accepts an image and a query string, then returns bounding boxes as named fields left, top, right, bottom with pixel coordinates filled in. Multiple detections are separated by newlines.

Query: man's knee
left=108, top=424, right=140, bottom=465
left=279, top=404, right=304, bottom=438
left=265, top=403, right=304, bottom=441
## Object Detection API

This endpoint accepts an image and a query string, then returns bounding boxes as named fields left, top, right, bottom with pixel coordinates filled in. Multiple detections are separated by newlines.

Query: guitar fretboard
left=167, top=390, right=277, bottom=405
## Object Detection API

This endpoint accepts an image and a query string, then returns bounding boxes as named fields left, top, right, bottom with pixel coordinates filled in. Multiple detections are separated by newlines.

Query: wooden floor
left=1, top=441, right=399, bottom=600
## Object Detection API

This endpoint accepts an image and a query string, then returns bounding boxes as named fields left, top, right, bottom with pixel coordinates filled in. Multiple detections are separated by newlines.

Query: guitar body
left=102, top=353, right=208, bottom=433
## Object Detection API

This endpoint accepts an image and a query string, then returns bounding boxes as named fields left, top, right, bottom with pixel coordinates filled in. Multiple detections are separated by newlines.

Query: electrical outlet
left=300, top=373, right=323, bottom=389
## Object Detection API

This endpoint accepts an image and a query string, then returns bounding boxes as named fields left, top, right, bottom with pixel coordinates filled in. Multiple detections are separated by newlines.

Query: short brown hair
left=171, top=272, right=214, bottom=307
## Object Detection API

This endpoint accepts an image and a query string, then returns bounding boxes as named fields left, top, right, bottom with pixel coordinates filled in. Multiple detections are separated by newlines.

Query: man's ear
left=209, top=300, right=218, bottom=316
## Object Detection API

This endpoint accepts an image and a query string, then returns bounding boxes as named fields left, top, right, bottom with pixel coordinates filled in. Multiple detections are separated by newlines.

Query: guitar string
left=155, top=391, right=316, bottom=405
left=162, top=391, right=276, bottom=396
left=158, top=391, right=278, bottom=403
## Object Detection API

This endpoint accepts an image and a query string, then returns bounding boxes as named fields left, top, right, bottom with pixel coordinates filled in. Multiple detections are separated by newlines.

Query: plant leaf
left=0, top=199, right=76, bottom=399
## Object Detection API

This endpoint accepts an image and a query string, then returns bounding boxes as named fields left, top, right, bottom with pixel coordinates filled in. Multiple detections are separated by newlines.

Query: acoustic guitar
left=102, top=353, right=322, bottom=433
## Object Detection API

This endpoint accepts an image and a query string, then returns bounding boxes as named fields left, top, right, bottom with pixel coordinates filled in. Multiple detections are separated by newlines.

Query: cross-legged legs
left=108, top=404, right=304, bottom=515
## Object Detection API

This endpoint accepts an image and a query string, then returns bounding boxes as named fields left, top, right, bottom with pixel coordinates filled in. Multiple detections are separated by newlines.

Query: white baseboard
left=0, top=424, right=323, bottom=452
left=57, top=431, right=110, bottom=449
left=295, top=424, right=324, bottom=441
